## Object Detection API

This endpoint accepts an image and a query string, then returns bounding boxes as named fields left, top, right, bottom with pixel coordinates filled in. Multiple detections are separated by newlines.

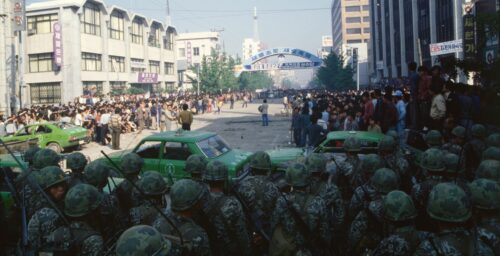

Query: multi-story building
left=318, top=35, right=334, bottom=59
left=21, top=0, right=177, bottom=106
left=331, top=0, right=371, bottom=54
left=242, top=38, right=263, bottom=61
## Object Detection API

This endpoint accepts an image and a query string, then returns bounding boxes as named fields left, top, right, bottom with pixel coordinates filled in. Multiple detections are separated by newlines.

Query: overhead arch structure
left=243, top=47, right=323, bottom=71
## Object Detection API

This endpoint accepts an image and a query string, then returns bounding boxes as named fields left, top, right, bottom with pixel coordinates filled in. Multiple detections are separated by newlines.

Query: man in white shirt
left=100, top=110, right=111, bottom=145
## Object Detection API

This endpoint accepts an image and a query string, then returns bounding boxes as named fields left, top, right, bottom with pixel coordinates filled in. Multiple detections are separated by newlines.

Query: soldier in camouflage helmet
left=443, top=153, right=471, bottom=196
left=24, top=146, right=41, bottom=166
left=153, top=179, right=211, bottom=256
left=464, top=125, right=488, bottom=180
left=15, top=146, right=41, bottom=218
left=483, top=146, right=500, bottom=161
left=33, top=148, right=61, bottom=169
left=185, top=154, right=208, bottom=181
left=116, top=153, right=144, bottom=215
left=45, top=184, right=104, bottom=255
left=487, top=133, right=500, bottom=148
left=66, top=152, right=89, bottom=188
left=476, top=160, right=500, bottom=182
left=470, top=179, right=500, bottom=255
left=200, top=160, right=250, bottom=255
left=415, top=183, right=494, bottom=255
left=28, top=166, right=67, bottom=251
left=335, top=136, right=363, bottom=204
left=116, top=225, right=181, bottom=256
left=305, top=153, right=345, bottom=245
left=372, top=191, right=429, bottom=256
left=130, top=171, right=167, bottom=226
left=424, top=130, right=443, bottom=148
left=233, top=151, right=279, bottom=250
left=84, top=160, right=110, bottom=189
left=386, top=130, right=404, bottom=157
left=270, top=163, right=331, bottom=255
left=379, top=135, right=411, bottom=193
left=442, top=126, right=467, bottom=171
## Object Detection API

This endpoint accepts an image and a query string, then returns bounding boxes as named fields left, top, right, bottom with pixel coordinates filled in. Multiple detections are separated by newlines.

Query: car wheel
left=47, top=143, right=62, bottom=153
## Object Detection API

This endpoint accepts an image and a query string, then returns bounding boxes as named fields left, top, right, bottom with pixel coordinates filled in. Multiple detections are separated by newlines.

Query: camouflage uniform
left=65, top=152, right=89, bottom=188
left=379, top=136, right=412, bottom=193
left=348, top=198, right=386, bottom=255
left=115, top=153, right=143, bottom=214
left=153, top=179, right=211, bottom=256
left=129, top=171, right=167, bottom=226
left=414, top=183, right=494, bottom=255
left=483, top=147, right=500, bottom=161
left=201, top=161, right=250, bottom=256
left=334, top=136, right=362, bottom=203
left=464, top=124, right=487, bottom=179
left=476, top=160, right=500, bottom=182
left=185, top=155, right=211, bottom=212
left=270, top=163, right=330, bottom=256
left=116, top=225, right=181, bottom=256
left=486, top=133, right=500, bottom=148
left=470, top=179, right=500, bottom=255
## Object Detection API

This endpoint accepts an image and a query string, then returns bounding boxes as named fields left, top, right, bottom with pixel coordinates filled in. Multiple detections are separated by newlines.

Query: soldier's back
left=372, top=226, right=428, bottom=256
left=415, top=228, right=494, bottom=256
left=28, top=207, right=63, bottom=250
left=478, top=219, right=500, bottom=255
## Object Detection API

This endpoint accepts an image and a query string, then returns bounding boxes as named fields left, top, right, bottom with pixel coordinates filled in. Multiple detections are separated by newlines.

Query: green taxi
left=1, top=122, right=88, bottom=153
left=315, top=131, right=386, bottom=153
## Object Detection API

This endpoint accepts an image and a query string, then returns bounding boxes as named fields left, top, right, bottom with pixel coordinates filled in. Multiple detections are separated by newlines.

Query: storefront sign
left=131, top=60, right=147, bottom=69
left=463, top=14, right=476, bottom=59
left=138, top=73, right=158, bottom=83
left=430, top=39, right=463, bottom=56
left=12, top=0, right=26, bottom=32
left=53, top=22, right=63, bottom=67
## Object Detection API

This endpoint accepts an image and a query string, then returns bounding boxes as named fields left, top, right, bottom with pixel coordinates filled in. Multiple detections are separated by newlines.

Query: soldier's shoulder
left=373, top=234, right=411, bottom=256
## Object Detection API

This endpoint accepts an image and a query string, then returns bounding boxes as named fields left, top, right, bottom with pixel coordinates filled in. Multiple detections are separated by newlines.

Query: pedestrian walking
left=136, top=102, right=146, bottom=134
left=259, top=99, right=269, bottom=126
left=178, top=103, right=193, bottom=131
left=109, top=108, right=122, bottom=150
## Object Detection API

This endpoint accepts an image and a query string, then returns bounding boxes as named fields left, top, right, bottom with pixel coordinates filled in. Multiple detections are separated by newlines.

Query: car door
left=133, top=140, right=163, bottom=174
left=160, top=141, right=194, bottom=183
left=33, top=125, right=52, bottom=147
left=7, top=126, right=33, bottom=143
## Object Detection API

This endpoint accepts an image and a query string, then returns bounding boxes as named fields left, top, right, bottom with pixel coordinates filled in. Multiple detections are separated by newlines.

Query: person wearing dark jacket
left=307, top=116, right=327, bottom=147
left=291, top=107, right=302, bottom=147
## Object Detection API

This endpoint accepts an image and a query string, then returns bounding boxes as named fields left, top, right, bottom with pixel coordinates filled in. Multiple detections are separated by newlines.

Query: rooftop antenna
left=253, top=6, right=259, bottom=41
left=166, top=0, right=171, bottom=26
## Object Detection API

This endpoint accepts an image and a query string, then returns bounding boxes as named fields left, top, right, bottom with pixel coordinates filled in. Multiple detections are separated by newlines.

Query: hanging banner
left=12, top=0, right=26, bottom=32
left=463, top=14, right=476, bottom=59
left=429, top=39, right=463, bottom=56
left=53, top=22, right=63, bottom=68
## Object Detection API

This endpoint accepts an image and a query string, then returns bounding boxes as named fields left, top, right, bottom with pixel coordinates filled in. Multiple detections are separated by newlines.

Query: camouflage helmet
left=486, top=133, right=500, bottom=147
left=170, top=179, right=204, bottom=211
left=138, top=171, right=168, bottom=196
left=249, top=151, right=272, bottom=172
left=38, top=166, right=66, bottom=190
left=286, top=163, right=310, bottom=187
left=121, top=153, right=144, bottom=175
left=482, top=147, right=500, bottom=161
left=64, top=183, right=102, bottom=217
left=425, top=130, right=443, bottom=146
left=84, top=160, right=110, bottom=188
left=383, top=190, right=417, bottom=222
left=443, top=153, right=461, bottom=174
left=24, top=146, right=41, bottom=165
left=305, top=153, right=327, bottom=173
left=344, top=136, right=361, bottom=152
left=476, top=160, right=500, bottom=182
left=419, top=148, right=446, bottom=172
left=378, top=136, right=396, bottom=152
left=185, top=155, right=208, bottom=175
left=427, top=183, right=471, bottom=223
left=361, top=154, right=385, bottom=175
left=116, top=225, right=172, bottom=256
left=33, top=149, right=61, bottom=169
left=66, top=152, right=88, bottom=171
left=471, top=124, right=486, bottom=138
left=370, top=168, right=399, bottom=194
left=203, top=160, right=228, bottom=181
left=386, top=130, right=399, bottom=141
left=469, top=179, right=500, bottom=210
left=451, top=126, right=466, bottom=139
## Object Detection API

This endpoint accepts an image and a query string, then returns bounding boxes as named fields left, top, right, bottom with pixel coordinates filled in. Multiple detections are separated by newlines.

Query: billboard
left=138, top=73, right=159, bottom=83
left=430, top=39, right=463, bottom=56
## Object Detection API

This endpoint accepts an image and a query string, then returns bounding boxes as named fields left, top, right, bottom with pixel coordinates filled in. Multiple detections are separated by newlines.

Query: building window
left=363, top=16, right=370, bottom=22
left=131, top=19, right=144, bottom=44
left=82, top=52, right=102, bottom=71
left=149, top=61, right=160, bottom=73
left=193, top=47, right=200, bottom=56
left=83, top=81, right=103, bottom=96
left=346, top=6, right=361, bottom=12
left=131, top=58, right=145, bottom=72
left=110, top=81, right=126, bottom=91
left=347, top=39, right=362, bottom=44
left=178, top=48, right=186, bottom=57
left=363, top=27, right=370, bottom=33
left=346, top=17, right=361, bottom=23
left=27, top=14, right=58, bottom=34
left=148, top=25, right=161, bottom=48
left=29, top=53, right=54, bottom=73
left=346, top=28, right=362, bottom=34
left=362, top=5, right=370, bottom=11
left=164, top=62, right=174, bottom=75
left=81, top=2, right=101, bottom=36
left=164, top=29, right=174, bottom=50
left=109, top=11, right=124, bottom=40
left=109, top=56, right=125, bottom=72
left=30, top=83, right=61, bottom=104
left=166, top=82, right=175, bottom=90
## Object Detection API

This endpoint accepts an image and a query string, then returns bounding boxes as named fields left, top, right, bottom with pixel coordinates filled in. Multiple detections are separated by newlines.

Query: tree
left=316, top=53, right=355, bottom=91
left=238, top=71, right=274, bottom=91
left=188, top=49, right=239, bottom=93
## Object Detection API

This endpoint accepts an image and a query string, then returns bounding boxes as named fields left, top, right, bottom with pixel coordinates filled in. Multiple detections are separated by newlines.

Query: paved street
left=79, top=99, right=295, bottom=161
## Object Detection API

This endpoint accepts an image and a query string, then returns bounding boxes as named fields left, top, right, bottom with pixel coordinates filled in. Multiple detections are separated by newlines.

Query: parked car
left=1, top=122, right=88, bottom=153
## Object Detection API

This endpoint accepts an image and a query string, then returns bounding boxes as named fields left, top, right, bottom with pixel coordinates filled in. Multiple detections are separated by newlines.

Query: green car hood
left=266, top=148, right=305, bottom=165
left=214, top=149, right=253, bottom=172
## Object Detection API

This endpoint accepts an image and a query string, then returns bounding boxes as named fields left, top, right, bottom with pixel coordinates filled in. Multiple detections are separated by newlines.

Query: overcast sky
left=28, top=0, right=333, bottom=59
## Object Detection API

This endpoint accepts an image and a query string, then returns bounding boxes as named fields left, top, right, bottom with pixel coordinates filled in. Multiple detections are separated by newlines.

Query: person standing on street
left=408, top=62, right=419, bottom=129
left=99, top=109, right=111, bottom=145
left=109, top=108, right=122, bottom=150
left=178, top=103, right=193, bottom=131
left=394, top=90, right=407, bottom=147
left=259, top=99, right=269, bottom=126
left=136, top=102, right=146, bottom=134
left=242, top=95, right=249, bottom=108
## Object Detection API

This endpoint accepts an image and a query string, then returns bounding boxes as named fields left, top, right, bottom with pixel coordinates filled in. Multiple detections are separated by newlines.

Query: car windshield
left=58, top=122, right=77, bottom=129
left=196, top=135, right=231, bottom=158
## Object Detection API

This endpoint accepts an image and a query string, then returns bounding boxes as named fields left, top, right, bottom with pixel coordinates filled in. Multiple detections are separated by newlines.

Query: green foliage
left=238, top=71, right=274, bottom=90
left=316, top=53, right=355, bottom=91
left=127, top=87, right=146, bottom=95
left=188, top=49, right=239, bottom=93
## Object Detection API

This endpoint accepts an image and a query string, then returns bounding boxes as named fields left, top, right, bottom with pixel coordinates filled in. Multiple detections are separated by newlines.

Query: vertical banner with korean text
left=53, top=22, right=63, bottom=68
left=463, top=14, right=475, bottom=59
